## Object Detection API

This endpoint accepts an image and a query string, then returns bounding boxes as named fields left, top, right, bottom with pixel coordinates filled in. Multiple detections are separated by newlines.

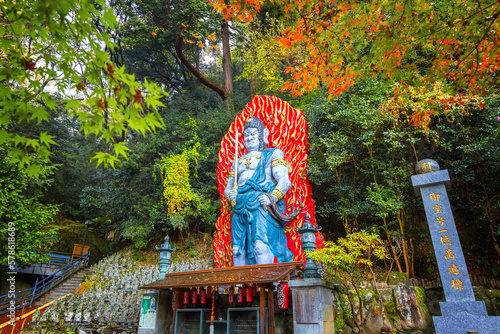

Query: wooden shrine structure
left=140, top=261, right=303, bottom=334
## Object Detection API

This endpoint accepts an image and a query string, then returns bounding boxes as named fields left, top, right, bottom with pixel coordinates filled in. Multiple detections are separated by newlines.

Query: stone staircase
left=33, top=267, right=91, bottom=307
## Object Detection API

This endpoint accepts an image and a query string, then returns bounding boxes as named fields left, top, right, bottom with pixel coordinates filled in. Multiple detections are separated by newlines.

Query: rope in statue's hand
left=262, top=193, right=303, bottom=223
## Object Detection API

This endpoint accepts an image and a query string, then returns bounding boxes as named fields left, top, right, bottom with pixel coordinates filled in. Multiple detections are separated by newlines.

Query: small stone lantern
left=156, top=235, right=176, bottom=278
left=296, top=213, right=322, bottom=279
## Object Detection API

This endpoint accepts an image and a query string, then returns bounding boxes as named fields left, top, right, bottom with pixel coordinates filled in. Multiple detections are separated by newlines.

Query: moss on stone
left=339, top=293, right=354, bottom=321
left=334, top=319, right=345, bottom=333
left=424, top=287, right=444, bottom=303
left=413, top=286, right=430, bottom=316
left=491, top=297, right=500, bottom=316
left=359, top=288, right=376, bottom=303
left=485, top=289, right=500, bottom=299
left=473, top=286, right=487, bottom=300
left=384, top=300, right=399, bottom=320
left=387, top=271, right=409, bottom=285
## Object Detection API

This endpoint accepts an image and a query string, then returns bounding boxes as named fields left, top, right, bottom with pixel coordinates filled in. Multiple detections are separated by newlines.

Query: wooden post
left=259, top=285, right=266, bottom=334
left=171, top=289, right=181, bottom=334
left=267, top=284, right=275, bottom=334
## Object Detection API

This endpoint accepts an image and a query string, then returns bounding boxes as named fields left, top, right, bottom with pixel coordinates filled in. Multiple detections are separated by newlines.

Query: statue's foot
left=254, top=240, right=274, bottom=264
left=233, top=246, right=250, bottom=267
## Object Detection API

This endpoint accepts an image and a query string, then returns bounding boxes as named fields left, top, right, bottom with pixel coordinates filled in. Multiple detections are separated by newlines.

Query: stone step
left=42, top=283, right=81, bottom=291
left=59, top=284, right=81, bottom=289
left=69, top=277, right=85, bottom=281
left=60, top=282, right=82, bottom=287
left=56, top=290, right=79, bottom=294
left=45, top=294, right=66, bottom=299
left=55, top=289, right=79, bottom=294
left=53, top=285, right=80, bottom=291
left=69, top=276, right=86, bottom=280
left=62, top=286, right=82, bottom=290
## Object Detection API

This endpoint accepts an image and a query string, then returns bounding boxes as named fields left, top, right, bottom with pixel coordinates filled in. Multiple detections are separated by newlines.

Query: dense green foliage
left=1, top=0, right=498, bottom=278
left=0, top=150, right=58, bottom=266
left=1, top=0, right=166, bottom=176
left=304, top=80, right=500, bottom=277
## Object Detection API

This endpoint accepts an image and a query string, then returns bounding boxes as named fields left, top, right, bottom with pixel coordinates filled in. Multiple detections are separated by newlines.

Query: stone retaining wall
left=335, top=283, right=500, bottom=334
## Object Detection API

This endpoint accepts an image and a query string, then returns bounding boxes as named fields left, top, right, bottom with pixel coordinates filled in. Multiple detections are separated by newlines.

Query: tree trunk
left=250, top=75, right=258, bottom=99
left=477, top=164, right=500, bottom=259
left=397, top=208, right=410, bottom=277
left=175, top=20, right=233, bottom=109
left=222, top=20, right=233, bottom=111
left=383, top=217, right=404, bottom=273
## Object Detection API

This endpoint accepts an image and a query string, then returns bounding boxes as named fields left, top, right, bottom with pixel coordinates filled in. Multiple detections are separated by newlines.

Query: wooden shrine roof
left=140, top=261, right=304, bottom=289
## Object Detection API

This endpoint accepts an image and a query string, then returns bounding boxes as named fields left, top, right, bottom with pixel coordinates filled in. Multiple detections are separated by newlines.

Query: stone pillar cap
left=411, top=169, right=450, bottom=195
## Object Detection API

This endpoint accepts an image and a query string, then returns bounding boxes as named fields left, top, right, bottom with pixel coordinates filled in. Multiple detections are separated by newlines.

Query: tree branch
left=175, top=27, right=227, bottom=101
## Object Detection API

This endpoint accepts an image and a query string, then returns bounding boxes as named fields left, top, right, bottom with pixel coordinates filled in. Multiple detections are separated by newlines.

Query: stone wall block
left=394, top=283, right=432, bottom=330
left=363, top=304, right=384, bottom=334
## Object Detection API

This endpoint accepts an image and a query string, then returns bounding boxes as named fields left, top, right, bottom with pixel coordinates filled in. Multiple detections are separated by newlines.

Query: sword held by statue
left=231, top=130, right=238, bottom=207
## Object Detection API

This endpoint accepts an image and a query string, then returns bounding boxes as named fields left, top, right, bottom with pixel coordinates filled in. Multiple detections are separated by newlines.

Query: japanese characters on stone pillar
left=411, top=159, right=500, bottom=334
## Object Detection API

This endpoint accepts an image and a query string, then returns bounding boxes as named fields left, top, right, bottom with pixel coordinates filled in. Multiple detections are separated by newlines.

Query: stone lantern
left=156, top=235, right=176, bottom=278
left=296, top=213, right=322, bottom=279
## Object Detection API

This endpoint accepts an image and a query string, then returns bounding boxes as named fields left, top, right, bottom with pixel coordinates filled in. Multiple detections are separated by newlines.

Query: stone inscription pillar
left=411, top=159, right=500, bottom=333
left=288, top=279, right=335, bottom=334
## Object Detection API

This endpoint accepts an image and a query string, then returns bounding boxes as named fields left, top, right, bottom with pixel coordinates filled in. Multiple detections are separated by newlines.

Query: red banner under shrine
left=214, top=95, right=324, bottom=268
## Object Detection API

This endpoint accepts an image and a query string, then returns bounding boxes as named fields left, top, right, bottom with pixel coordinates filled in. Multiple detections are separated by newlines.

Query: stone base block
left=439, top=300, right=488, bottom=317
left=434, top=315, right=500, bottom=334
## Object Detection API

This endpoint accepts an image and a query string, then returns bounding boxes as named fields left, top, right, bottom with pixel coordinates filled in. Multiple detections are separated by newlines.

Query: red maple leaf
left=105, top=62, right=114, bottom=74
left=98, top=98, right=106, bottom=109
left=76, top=81, right=87, bottom=91
left=133, top=89, right=143, bottom=104
left=22, top=58, right=37, bottom=71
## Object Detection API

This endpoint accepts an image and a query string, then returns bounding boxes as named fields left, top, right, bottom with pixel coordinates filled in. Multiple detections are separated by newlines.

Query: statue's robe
left=231, top=148, right=293, bottom=264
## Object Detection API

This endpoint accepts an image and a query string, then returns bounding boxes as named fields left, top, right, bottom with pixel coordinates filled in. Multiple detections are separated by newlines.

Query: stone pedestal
left=288, top=279, right=335, bottom=334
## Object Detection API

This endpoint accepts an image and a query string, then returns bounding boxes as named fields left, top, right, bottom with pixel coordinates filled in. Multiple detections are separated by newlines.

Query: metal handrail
left=18, top=250, right=72, bottom=265
left=0, top=252, right=90, bottom=315
left=38, top=250, right=73, bottom=257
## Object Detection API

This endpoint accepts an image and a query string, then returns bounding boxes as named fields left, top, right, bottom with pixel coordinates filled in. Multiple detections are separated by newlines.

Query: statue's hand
left=259, top=194, right=271, bottom=207
left=259, top=194, right=278, bottom=207
left=229, top=189, right=238, bottom=203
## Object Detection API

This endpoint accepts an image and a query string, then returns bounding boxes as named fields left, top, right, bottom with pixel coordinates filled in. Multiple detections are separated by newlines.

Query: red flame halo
left=213, top=95, right=325, bottom=268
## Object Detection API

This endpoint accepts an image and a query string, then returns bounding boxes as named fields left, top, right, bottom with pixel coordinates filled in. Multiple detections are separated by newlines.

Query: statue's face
left=243, top=127, right=260, bottom=152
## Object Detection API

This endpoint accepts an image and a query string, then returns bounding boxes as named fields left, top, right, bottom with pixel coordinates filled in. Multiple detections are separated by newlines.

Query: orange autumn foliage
left=210, top=0, right=500, bottom=119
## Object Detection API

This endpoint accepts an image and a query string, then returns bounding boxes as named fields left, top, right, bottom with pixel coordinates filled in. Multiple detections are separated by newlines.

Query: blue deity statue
left=224, top=117, right=295, bottom=266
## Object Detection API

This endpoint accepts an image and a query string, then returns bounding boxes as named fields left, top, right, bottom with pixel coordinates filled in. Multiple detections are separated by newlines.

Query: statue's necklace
left=240, top=152, right=261, bottom=168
